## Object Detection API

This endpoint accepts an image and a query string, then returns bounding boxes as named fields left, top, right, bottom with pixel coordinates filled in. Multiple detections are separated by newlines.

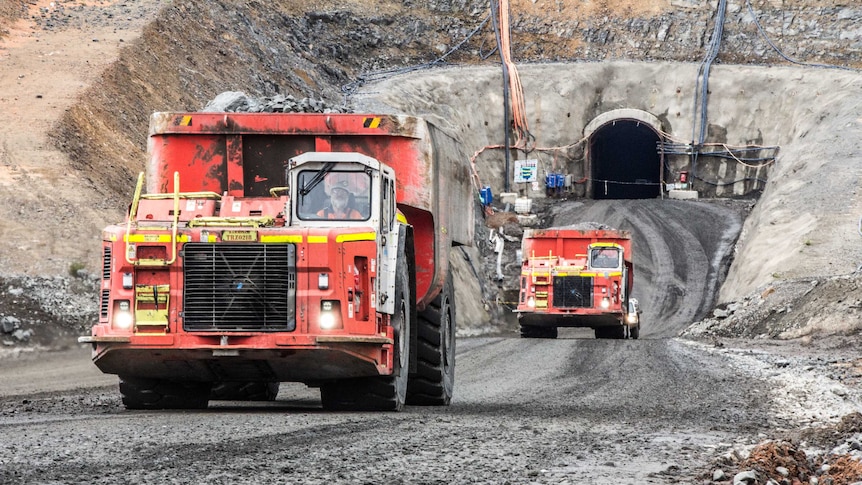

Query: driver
left=317, top=180, right=362, bottom=219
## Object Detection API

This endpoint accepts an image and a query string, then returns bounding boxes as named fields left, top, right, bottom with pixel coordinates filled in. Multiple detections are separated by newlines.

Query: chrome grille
left=553, top=276, right=593, bottom=308
left=182, top=243, right=296, bottom=331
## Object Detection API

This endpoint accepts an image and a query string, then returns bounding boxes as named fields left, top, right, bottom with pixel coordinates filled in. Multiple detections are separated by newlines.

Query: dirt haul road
left=0, top=339, right=783, bottom=484
left=2, top=199, right=860, bottom=484
left=1, top=335, right=857, bottom=484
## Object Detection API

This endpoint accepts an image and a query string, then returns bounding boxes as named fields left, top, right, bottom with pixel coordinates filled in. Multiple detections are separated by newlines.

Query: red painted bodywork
left=516, top=228, right=634, bottom=328
left=85, top=112, right=473, bottom=384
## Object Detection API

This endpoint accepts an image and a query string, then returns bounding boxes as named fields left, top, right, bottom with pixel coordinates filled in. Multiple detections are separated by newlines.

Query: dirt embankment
left=53, top=0, right=862, bottom=228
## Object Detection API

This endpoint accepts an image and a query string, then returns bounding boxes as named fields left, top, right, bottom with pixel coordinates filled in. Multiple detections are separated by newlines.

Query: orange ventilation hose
left=497, top=0, right=532, bottom=151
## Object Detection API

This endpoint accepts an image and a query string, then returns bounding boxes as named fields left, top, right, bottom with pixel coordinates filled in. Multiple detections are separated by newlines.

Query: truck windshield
left=590, top=247, right=620, bottom=269
left=297, top=170, right=371, bottom=221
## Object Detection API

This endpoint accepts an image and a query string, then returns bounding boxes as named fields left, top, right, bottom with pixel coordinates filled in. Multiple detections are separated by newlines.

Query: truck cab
left=286, top=152, right=401, bottom=316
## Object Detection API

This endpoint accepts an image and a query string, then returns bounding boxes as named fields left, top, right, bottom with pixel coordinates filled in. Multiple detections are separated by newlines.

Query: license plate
left=222, top=231, right=257, bottom=242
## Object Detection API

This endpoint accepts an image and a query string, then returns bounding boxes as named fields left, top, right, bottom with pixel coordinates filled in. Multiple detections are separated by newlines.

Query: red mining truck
left=514, top=227, right=639, bottom=339
left=79, top=112, right=473, bottom=411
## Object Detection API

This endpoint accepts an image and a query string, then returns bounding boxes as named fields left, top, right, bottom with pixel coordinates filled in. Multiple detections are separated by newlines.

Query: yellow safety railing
left=187, top=216, right=275, bottom=228
left=124, top=171, right=196, bottom=267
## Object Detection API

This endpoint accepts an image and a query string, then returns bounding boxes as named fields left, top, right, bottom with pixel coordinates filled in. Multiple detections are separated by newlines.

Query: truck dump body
left=82, top=112, right=472, bottom=410
left=147, top=112, right=472, bottom=306
left=516, top=228, right=637, bottom=339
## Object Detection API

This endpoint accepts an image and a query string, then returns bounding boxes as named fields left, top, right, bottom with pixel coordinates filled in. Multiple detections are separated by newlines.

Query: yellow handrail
left=187, top=216, right=275, bottom=228
left=124, top=171, right=181, bottom=266
left=141, top=191, right=221, bottom=200
left=166, top=171, right=180, bottom=265
left=124, top=172, right=146, bottom=266
left=269, top=186, right=289, bottom=198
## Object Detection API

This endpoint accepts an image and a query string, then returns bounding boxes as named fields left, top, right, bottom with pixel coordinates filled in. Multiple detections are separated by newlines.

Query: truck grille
left=100, top=289, right=110, bottom=318
left=102, top=246, right=112, bottom=280
left=182, top=243, right=296, bottom=331
left=553, top=276, right=593, bottom=308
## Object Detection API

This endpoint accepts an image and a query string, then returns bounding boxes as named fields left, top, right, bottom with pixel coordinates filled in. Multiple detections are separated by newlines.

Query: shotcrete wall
left=353, top=61, right=862, bottom=302
left=354, top=62, right=778, bottom=200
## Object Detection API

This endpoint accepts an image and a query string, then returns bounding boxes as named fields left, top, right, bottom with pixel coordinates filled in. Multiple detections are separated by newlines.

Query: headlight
left=600, top=297, right=610, bottom=309
left=526, top=296, right=536, bottom=309
left=627, top=313, right=638, bottom=324
left=113, top=300, right=134, bottom=330
left=319, top=300, right=342, bottom=330
left=319, top=312, right=336, bottom=329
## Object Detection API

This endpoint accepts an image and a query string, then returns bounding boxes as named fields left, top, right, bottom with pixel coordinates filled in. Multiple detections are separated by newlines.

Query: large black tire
left=210, top=381, right=280, bottom=401
left=407, top=270, right=456, bottom=406
left=519, top=324, right=558, bottom=339
left=320, top=252, right=411, bottom=411
left=119, top=377, right=211, bottom=410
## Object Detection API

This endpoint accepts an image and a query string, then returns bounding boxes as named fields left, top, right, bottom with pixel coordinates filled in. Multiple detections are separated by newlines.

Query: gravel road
left=0, top=338, right=775, bottom=485
left=3, top=198, right=858, bottom=485
left=545, top=198, right=747, bottom=339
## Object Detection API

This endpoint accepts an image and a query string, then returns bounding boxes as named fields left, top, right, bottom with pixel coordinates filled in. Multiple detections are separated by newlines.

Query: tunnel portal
left=585, top=111, right=664, bottom=200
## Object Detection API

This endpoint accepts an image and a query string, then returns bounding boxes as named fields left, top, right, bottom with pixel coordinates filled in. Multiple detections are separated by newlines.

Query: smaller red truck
left=515, top=227, right=639, bottom=339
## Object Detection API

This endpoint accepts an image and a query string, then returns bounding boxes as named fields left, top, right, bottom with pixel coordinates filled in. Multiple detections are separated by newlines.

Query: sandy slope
left=0, top=0, right=162, bottom=276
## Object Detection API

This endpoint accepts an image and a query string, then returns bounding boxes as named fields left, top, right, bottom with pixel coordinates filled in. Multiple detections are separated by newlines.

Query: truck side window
left=382, top=177, right=391, bottom=230
left=591, top=248, right=620, bottom=269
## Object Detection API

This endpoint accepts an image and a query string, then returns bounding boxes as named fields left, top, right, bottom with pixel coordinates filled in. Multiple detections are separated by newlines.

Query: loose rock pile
left=682, top=274, right=862, bottom=340
left=202, top=91, right=351, bottom=114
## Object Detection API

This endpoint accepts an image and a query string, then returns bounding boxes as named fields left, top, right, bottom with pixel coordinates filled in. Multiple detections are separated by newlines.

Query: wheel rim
left=397, top=299, right=408, bottom=370
left=442, top=298, right=453, bottom=371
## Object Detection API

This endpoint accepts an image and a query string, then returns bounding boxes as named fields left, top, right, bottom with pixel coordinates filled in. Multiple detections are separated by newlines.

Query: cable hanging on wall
left=490, top=0, right=534, bottom=192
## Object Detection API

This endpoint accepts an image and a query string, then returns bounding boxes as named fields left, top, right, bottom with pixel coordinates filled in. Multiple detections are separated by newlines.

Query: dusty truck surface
left=79, top=112, right=473, bottom=411
left=514, top=227, right=639, bottom=339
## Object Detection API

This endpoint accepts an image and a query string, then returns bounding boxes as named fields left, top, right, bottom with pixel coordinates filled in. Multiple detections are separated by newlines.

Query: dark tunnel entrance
left=588, top=119, right=662, bottom=199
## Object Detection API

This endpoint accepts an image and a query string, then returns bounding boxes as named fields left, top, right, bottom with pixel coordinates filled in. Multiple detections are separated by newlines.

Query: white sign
left=514, top=159, right=538, bottom=184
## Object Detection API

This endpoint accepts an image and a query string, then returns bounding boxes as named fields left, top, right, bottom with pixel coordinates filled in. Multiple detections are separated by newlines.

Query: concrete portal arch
left=584, top=109, right=664, bottom=199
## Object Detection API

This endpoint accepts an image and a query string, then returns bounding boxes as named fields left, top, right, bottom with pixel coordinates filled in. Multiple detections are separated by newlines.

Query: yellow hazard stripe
left=308, top=235, right=328, bottom=244
left=591, top=242, right=623, bottom=248
left=125, top=234, right=189, bottom=243
left=260, top=235, right=303, bottom=243
left=363, top=117, right=381, bottom=128
left=336, top=233, right=376, bottom=243
left=180, top=115, right=192, bottom=126
left=580, top=272, right=622, bottom=277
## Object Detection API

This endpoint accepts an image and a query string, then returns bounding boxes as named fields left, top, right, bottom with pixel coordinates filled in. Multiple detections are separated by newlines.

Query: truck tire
left=407, top=270, right=455, bottom=406
left=210, top=381, right=280, bottom=401
left=320, top=253, right=411, bottom=411
left=519, top=324, right=558, bottom=339
left=119, top=377, right=211, bottom=410
left=630, top=322, right=640, bottom=340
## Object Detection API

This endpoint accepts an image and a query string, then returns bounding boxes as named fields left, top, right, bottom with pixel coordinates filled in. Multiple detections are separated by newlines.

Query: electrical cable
left=341, top=14, right=492, bottom=94
left=746, top=0, right=858, bottom=72
left=499, top=0, right=533, bottom=152
left=489, top=0, right=511, bottom=192
left=690, top=0, right=728, bottom=186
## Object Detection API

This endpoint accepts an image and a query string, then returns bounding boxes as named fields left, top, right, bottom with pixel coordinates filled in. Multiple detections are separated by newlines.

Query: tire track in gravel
left=546, top=198, right=743, bottom=338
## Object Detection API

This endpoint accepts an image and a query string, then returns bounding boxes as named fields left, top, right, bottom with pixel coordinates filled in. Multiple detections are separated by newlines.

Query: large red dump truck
left=514, top=227, right=639, bottom=339
left=79, top=112, right=473, bottom=411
